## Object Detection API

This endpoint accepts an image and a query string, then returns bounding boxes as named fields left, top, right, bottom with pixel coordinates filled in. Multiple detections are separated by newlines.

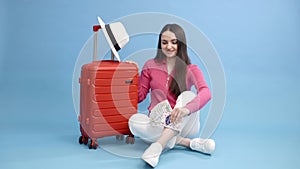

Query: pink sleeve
left=138, top=62, right=151, bottom=103
left=185, top=65, right=212, bottom=113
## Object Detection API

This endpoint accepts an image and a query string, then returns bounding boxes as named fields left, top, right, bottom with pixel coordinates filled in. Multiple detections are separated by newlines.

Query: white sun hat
left=97, top=16, right=129, bottom=61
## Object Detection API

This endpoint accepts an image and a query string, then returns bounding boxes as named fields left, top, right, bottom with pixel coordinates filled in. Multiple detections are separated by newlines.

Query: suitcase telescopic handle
left=92, top=25, right=117, bottom=61
left=93, top=25, right=101, bottom=32
left=93, top=25, right=101, bottom=61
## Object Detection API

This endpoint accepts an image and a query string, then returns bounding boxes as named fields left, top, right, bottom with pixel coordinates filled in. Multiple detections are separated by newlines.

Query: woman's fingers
left=170, top=107, right=190, bottom=123
left=171, top=108, right=180, bottom=123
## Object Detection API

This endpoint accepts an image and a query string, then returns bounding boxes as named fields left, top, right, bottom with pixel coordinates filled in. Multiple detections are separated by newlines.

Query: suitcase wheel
left=89, top=139, right=98, bottom=149
left=116, top=135, right=124, bottom=141
left=126, top=135, right=135, bottom=144
left=79, top=136, right=83, bottom=144
left=79, top=136, right=89, bottom=145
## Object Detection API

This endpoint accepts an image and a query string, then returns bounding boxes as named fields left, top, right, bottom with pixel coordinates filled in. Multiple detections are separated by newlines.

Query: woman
left=128, top=24, right=215, bottom=167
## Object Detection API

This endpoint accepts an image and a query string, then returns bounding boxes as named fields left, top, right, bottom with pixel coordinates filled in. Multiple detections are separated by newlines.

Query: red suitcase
left=78, top=25, right=138, bottom=149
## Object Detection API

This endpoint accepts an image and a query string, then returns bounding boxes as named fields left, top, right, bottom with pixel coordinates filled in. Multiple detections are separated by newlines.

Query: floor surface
left=0, top=87, right=299, bottom=169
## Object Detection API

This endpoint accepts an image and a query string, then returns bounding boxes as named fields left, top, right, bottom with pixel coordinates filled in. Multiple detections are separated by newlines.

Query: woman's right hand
left=170, top=107, right=190, bottom=123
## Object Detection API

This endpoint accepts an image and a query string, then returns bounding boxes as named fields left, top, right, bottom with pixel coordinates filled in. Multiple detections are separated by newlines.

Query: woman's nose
left=167, top=43, right=172, bottom=49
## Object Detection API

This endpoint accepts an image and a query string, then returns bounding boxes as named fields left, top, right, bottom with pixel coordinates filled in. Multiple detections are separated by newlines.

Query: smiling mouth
left=166, top=50, right=175, bottom=53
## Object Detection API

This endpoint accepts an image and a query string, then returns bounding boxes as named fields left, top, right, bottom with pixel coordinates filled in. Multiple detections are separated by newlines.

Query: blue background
left=1, top=0, right=299, bottom=168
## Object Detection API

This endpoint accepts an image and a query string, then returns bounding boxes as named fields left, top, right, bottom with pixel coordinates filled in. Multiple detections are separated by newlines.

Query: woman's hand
left=170, top=107, right=190, bottom=123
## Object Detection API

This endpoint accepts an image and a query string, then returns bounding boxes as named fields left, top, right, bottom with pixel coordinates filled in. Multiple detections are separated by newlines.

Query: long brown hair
left=154, top=24, right=191, bottom=97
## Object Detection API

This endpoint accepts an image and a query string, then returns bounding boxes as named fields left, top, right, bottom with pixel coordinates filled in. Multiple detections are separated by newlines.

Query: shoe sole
left=142, top=156, right=158, bottom=168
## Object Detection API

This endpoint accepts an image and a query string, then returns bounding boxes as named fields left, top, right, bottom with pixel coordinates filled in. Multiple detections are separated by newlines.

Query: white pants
left=129, top=91, right=200, bottom=148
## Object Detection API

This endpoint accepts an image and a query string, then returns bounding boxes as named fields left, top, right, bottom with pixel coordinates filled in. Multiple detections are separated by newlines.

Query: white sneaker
left=142, top=142, right=163, bottom=167
left=190, top=138, right=215, bottom=154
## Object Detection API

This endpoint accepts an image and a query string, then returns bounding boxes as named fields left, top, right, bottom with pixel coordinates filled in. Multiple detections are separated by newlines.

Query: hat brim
left=97, top=16, right=121, bottom=61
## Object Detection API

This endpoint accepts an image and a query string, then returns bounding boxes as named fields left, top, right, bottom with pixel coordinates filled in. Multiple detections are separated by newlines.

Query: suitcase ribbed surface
left=79, top=60, right=138, bottom=139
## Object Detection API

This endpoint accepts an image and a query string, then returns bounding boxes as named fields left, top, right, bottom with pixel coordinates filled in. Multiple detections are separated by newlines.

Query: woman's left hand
left=170, top=107, right=190, bottom=123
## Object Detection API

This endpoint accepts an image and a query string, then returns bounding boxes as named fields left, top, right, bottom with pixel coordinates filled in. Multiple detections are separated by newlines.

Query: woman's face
left=161, top=30, right=178, bottom=58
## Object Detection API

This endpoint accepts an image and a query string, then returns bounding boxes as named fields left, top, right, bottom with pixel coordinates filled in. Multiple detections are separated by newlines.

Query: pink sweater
left=138, top=59, right=212, bottom=114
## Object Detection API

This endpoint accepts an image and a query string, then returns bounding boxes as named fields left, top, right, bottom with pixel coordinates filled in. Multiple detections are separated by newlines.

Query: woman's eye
left=172, top=40, right=178, bottom=44
left=162, top=41, right=168, bottom=45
